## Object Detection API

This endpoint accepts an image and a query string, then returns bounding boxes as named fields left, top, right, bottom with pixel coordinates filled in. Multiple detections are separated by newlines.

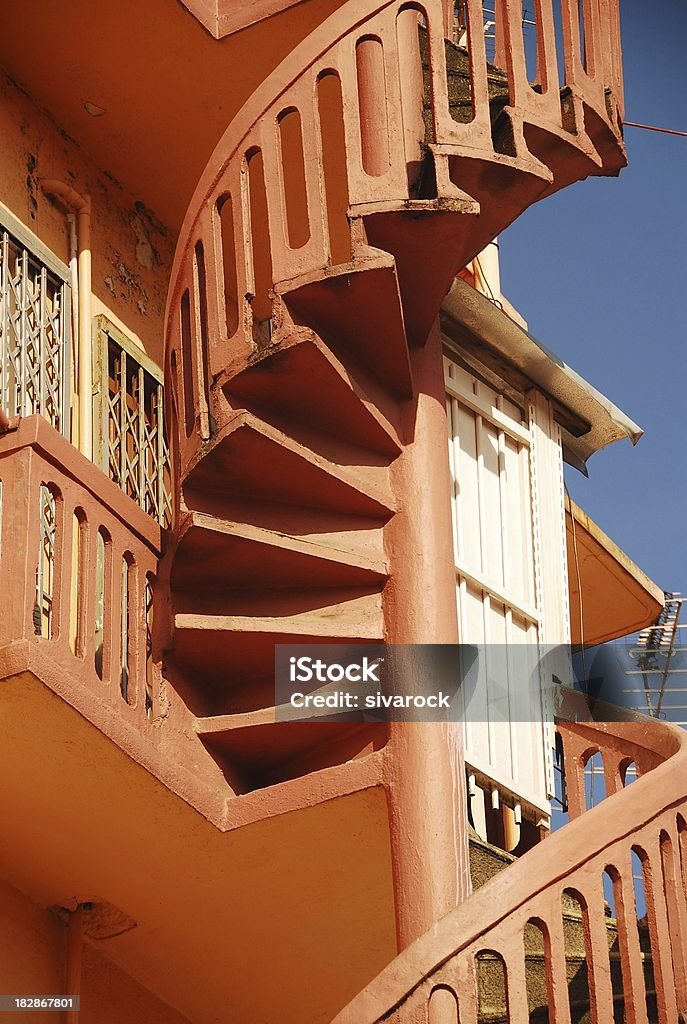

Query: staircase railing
left=165, top=0, right=625, bottom=484
left=331, top=706, right=687, bottom=1024
left=0, top=415, right=160, bottom=725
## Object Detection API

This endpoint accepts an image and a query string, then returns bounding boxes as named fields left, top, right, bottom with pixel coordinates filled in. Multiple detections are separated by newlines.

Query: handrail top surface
left=166, top=0, right=408, bottom=314
left=330, top=709, right=687, bottom=1024
left=0, top=415, right=162, bottom=554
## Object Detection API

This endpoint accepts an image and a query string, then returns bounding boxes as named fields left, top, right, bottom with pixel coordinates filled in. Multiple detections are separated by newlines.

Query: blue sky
left=499, top=0, right=687, bottom=596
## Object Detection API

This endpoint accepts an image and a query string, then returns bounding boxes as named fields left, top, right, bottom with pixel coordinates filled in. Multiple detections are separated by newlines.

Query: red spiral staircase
left=6, top=0, right=687, bottom=1019
left=154, top=7, right=687, bottom=1019
left=162, top=0, right=626, bottom=790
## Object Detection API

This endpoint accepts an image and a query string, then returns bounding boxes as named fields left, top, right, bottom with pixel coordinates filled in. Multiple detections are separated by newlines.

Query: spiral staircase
left=156, top=0, right=687, bottom=1020
left=162, top=0, right=627, bottom=790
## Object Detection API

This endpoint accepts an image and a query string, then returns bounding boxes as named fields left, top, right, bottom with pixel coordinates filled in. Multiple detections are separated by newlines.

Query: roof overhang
left=566, top=498, right=664, bottom=644
left=441, top=277, right=643, bottom=473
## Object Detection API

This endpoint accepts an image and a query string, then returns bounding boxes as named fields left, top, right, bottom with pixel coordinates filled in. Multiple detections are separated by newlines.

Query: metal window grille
left=120, top=556, right=130, bottom=702
left=0, top=228, right=71, bottom=435
left=145, top=574, right=154, bottom=718
left=95, top=318, right=171, bottom=527
left=35, top=484, right=57, bottom=638
left=94, top=529, right=106, bottom=680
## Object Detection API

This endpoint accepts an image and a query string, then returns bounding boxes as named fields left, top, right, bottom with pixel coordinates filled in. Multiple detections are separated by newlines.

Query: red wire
left=624, top=120, right=687, bottom=138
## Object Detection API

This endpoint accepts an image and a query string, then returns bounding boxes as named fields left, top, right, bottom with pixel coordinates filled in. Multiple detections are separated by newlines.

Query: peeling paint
left=129, top=199, right=169, bottom=272
left=2, top=68, right=173, bottom=361
left=130, top=212, right=160, bottom=271
left=26, top=152, right=38, bottom=219
left=105, top=245, right=151, bottom=314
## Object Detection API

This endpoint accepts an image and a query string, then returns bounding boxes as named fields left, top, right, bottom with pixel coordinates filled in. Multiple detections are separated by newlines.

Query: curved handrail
left=331, top=711, right=687, bottom=1024
left=163, top=0, right=625, bottom=483
left=167, top=0, right=624, bottom=294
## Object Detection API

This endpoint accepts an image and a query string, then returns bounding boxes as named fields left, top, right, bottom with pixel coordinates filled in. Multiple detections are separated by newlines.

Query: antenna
left=628, top=594, right=686, bottom=722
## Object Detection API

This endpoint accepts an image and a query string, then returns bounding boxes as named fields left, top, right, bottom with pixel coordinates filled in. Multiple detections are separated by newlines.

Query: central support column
left=383, top=318, right=471, bottom=950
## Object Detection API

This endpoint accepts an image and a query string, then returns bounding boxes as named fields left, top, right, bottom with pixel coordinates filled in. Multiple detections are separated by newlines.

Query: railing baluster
left=546, top=899, right=574, bottom=1024
left=580, top=0, right=600, bottom=80
left=39, top=266, right=47, bottom=421
left=638, top=839, right=678, bottom=1024
left=191, top=242, right=211, bottom=442
left=496, top=0, right=529, bottom=110
left=558, top=729, right=587, bottom=819
left=454, top=956, right=478, bottom=1024
left=19, top=249, right=29, bottom=417
left=295, top=71, right=330, bottom=266
left=659, top=826, right=687, bottom=1016
left=80, top=509, right=100, bottom=664
left=583, top=877, right=616, bottom=1024
left=48, top=486, right=68, bottom=644
left=463, top=0, right=493, bottom=133
left=502, top=938, right=530, bottom=1024
left=532, top=0, right=560, bottom=97
left=602, top=750, right=624, bottom=799
left=218, top=160, right=253, bottom=361
left=610, top=858, right=650, bottom=1024
left=137, top=363, right=145, bottom=511
left=119, top=347, right=127, bottom=491
left=0, top=232, right=8, bottom=417
left=108, top=542, right=124, bottom=697
left=559, top=0, right=580, bottom=89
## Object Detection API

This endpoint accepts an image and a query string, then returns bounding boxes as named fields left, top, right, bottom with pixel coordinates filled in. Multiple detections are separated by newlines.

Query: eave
left=441, top=277, right=643, bottom=474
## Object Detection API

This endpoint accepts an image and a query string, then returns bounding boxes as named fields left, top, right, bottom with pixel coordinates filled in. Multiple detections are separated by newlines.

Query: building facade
left=0, top=2, right=685, bottom=1022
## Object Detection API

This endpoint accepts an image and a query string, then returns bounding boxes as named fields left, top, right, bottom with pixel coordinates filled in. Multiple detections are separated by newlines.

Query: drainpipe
left=64, top=904, right=84, bottom=1024
left=42, top=181, right=92, bottom=460
left=474, top=237, right=501, bottom=304
left=67, top=213, right=79, bottom=412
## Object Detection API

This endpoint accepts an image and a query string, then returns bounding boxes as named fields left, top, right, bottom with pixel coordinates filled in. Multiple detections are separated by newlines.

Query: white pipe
left=475, top=237, right=501, bottom=303
left=66, top=213, right=79, bottom=425
left=64, top=904, right=83, bottom=1024
left=42, top=180, right=92, bottom=460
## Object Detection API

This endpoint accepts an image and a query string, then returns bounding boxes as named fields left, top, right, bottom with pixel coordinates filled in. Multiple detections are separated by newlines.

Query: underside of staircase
left=152, top=0, right=687, bottom=1020
left=162, top=0, right=627, bottom=796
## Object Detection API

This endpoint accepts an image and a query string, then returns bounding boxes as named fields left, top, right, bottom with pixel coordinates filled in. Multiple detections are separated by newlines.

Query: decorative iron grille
left=35, top=484, right=57, bottom=638
left=0, top=226, right=71, bottom=435
left=145, top=574, right=154, bottom=717
left=94, top=316, right=171, bottom=527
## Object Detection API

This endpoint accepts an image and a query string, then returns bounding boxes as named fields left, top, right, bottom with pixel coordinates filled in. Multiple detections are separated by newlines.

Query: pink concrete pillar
left=383, top=319, right=471, bottom=950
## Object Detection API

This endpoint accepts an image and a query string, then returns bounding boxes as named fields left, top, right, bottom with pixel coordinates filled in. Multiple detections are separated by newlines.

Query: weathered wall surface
left=0, top=70, right=173, bottom=366
left=0, top=876, right=63, bottom=1012
left=0, top=876, right=192, bottom=1024
left=80, top=945, right=193, bottom=1024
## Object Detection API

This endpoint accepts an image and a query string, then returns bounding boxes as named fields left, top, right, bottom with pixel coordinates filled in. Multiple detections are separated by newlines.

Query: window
left=0, top=205, right=72, bottom=435
left=445, top=354, right=570, bottom=826
left=94, top=316, right=171, bottom=527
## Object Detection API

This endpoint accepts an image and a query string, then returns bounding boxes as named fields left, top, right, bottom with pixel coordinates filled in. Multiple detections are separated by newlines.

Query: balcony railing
left=93, top=315, right=171, bottom=528
left=166, top=0, right=626, bottom=479
left=331, top=693, right=687, bottom=1024
left=0, top=415, right=160, bottom=723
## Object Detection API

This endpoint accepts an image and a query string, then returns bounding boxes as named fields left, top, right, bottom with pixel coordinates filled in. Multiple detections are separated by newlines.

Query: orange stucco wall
left=0, top=70, right=173, bottom=367
left=0, top=875, right=192, bottom=1023
left=0, top=876, right=64, bottom=1009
